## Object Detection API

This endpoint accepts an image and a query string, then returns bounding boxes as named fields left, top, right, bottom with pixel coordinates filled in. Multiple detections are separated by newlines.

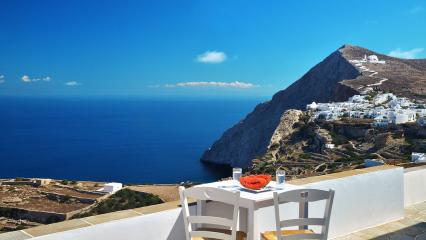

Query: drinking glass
left=232, top=168, right=242, bottom=186
left=276, top=169, right=286, bottom=189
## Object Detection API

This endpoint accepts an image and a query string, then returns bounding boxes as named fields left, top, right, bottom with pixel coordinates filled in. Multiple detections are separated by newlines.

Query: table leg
left=247, top=204, right=259, bottom=240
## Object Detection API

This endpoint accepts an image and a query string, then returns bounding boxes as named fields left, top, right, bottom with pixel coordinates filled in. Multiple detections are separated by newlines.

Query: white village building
left=306, top=102, right=318, bottom=110
left=364, top=159, right=385, bottom=168
left=99, top=182, right=123, bottom=193
left=367, top=54, right=386, bottom=64
left=309, top=93, right=425, bottom=126
left=412, top=153, right=426, bottom=163
left=418, top=117, right=426, bottom=126
left=325, top=143, right=335, bottom=149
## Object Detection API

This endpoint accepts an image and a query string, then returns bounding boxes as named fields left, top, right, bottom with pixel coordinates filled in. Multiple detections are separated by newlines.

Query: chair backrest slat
left=277, top=189, right=331, bottom=203
left=280, top=218, right=325, bottom=228
left=188, top=216, right=234, bottom=227
left=179, top=186, right=240, bottom=240
left=273, top=189, right=335, bottom=240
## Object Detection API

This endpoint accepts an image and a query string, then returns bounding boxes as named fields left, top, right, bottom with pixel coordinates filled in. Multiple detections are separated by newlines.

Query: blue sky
left=0, top=0, right=425, bottom=98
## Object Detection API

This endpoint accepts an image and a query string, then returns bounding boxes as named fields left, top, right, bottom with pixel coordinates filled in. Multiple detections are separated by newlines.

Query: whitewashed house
left=311, top=93, right=423, bottom=125
left=316, top=103, right=331, bottom=111
left=368, top=55, right=379, bottom=62
left=325, top=143, right=335, bottom=149
left=367, top=55, right=386, bottom=64
left=306, top=102, right=318, bottom=110
left=412, top=153, right=426, bottom=163
left=418, top=117, right=426, bottom=126
left=373, top=119, right=389, bottom=127
left=350, top=111, right=365, bottom=119
left=416, top=109, right=426, bottom=117
left=374, top=93, right=396, bottom=105
left=389, top=110, right=416, bottom=124
left=390, top=98, right=413, bottom=109
left=349, top=95, right=368, bottom=103
left=364, top=159, right=385, bottom=167
left=99, top=182, right=123, bottom=193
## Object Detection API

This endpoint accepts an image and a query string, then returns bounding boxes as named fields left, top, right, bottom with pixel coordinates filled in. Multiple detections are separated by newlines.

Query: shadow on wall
left=166, top=210, right=186, bottom=240
left=371, top=222, right=426, bottom=239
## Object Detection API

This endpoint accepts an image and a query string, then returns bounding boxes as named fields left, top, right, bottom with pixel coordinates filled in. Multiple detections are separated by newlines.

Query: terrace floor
left=335, top=201, right=426, bottom=240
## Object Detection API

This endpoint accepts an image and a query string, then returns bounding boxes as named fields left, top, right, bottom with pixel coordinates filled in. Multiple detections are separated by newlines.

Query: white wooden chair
left=179, top=186, right=246, bottom=240
left=261, top=189, right=335, bottom=240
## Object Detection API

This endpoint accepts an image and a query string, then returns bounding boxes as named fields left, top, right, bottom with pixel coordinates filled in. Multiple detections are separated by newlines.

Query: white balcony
left=1, top=165, right=426, bottom=240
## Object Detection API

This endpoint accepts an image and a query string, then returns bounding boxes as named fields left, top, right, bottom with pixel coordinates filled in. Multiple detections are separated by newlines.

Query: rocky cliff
left=201, top=44, right=426, bottom=167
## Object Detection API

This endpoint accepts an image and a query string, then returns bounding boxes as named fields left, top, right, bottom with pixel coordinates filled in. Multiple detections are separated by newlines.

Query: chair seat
left=192, top=227, right=247, bottom=240
left=261, top=229, right=314, bottom=240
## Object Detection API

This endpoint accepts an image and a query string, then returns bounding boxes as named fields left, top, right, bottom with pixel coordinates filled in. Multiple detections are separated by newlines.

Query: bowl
left=239, top=175, right=272, bottom=190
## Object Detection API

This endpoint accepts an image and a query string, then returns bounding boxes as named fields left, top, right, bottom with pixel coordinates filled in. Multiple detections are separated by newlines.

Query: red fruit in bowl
left=239, top=175, right=271, bottom=190
left=256, top=175, right=272, bottom=183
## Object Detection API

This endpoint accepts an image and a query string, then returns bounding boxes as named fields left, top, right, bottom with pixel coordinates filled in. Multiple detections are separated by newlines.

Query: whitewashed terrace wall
left=31, top=166, right=426, bottom=240
left=404, top=165, right=426, bottom=207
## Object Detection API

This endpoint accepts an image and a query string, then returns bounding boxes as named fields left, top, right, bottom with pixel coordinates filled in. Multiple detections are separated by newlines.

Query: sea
left=0, top=97, right=263, bottom=184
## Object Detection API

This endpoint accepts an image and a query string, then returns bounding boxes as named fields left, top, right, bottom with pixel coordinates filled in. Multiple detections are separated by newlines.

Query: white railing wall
left=404, top=166, right=426, bottom=207
left=32, top=207, right=192, bottom=240
left=203, top=166, right=404, bottom=239
left=30, top=165, right=426, bottom=240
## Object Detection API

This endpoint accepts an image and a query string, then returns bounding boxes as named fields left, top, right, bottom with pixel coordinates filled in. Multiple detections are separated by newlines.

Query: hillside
left=201, top=44, right=426, bottom=168
left=250, top=110, right=426, bottom=178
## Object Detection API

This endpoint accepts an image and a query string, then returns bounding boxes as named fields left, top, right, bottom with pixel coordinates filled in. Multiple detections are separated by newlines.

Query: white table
left=196, top=180, right=300, bottom=240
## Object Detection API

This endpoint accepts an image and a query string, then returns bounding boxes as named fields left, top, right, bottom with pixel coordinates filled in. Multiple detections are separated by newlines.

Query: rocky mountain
left=200, top=44, right=426, bottom=167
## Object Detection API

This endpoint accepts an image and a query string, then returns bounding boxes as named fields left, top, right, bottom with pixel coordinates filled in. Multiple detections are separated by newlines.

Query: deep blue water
left=0, top=97, right=261, bottom=183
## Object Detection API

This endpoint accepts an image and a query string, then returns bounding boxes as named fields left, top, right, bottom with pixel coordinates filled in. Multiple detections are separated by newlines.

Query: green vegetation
left=60, top=180, right=69, bottom=185
left=365, top=153, right=380, bottom=159
left=269, top=143, right=280, bottom=150
left=317, top=114, right=326, bottom=121
left=330, top=132, right=348, bottom=145
left=299, top=153, right=312, bottom=159
left=62, top=195, right=72, bottom=203
left=365, top=91, right=378, bottom=102
left=73, top=189, right=163, bottom=218
left=335, top=157, right=349, bottom=163
left=393, top=131, right=404, bottom=139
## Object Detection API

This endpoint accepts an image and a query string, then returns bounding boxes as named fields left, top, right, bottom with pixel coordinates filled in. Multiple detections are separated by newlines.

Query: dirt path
left=350, top=59, right=388, bottom=92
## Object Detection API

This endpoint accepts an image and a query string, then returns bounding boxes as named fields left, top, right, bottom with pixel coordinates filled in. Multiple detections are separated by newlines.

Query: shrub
left=269, top=143, right=280, bottom=150
left=330, top=132, right=348, bottom=145
left=73, top=189, right=163, bottom=218
left=299, top=153, right=312, bottom=159
left=62, top=195, right=72, bottom=203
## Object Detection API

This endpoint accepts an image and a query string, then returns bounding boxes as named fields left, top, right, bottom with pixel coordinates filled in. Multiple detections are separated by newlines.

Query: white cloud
left=388, top=48, right=424, bottom=59
left=166, top=81, right=256, bottom=89
left=196, top=51, right=227, bottom=63
left=21, top=75, right=52, bottom=83
left=0, top=75, right=4, bottom=84
left=21, top=75, right=31, bottom=82
left=410, top=6, right=424, bottom=14
left=65, top=81, right=81, bottom=87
